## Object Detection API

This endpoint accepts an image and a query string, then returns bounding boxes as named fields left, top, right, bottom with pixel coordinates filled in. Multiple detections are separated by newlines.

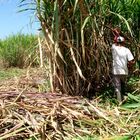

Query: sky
left=0, top=0, right=39, bottom=39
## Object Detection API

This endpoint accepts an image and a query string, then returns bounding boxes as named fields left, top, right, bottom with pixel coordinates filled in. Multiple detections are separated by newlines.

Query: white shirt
left=111, top=44, right=134, bottom=75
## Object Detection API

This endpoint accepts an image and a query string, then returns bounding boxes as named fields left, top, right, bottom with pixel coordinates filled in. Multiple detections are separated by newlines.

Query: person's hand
left=128, top=60, right=135, bottom=72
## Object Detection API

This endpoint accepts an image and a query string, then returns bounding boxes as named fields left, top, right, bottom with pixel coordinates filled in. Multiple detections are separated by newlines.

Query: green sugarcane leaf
left=73, top=0, right=79, bottom=14
left=109, top=11, right=133, bottom=37
left=128, top=93, right=140, bottom=102
left=81, top=16, right=91, bottom=62
left=136, top=135, right=140, bottom=140
left=106, top=135, right=131, bottom=140
left=121, top=103, right=140, bottom=109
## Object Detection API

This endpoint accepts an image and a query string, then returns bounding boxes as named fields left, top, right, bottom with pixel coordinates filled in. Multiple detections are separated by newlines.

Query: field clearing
left=0, top=68, right=140, bottom=140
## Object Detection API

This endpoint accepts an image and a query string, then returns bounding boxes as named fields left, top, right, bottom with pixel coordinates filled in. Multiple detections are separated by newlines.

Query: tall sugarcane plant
left=20, top=0, right=140, bottom=96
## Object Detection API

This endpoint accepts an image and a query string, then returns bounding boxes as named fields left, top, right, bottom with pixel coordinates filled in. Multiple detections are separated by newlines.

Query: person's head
left=116, top=36, right=125, bottom=45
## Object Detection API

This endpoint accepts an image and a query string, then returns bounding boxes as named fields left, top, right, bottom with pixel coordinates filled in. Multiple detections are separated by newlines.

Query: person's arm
left=127, top=59, right=135, bottom=74
left=112, top=28, right=120, bottom=37
left=127, top=48, right=135, bottom=70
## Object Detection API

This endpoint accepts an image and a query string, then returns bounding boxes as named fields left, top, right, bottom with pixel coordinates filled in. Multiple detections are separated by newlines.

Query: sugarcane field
left=1, top=0, right=140, bottom=140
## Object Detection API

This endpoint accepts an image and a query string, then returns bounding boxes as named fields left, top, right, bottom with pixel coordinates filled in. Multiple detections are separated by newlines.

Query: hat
left=116, top=36, right=125, bottom=43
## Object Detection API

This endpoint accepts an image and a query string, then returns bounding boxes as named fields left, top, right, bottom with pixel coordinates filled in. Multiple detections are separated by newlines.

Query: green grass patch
left=0, top=68, right=25, bottom=80
left=72, top=135, right=140, bottom=140
left=0, top=33, right=39, bottom=68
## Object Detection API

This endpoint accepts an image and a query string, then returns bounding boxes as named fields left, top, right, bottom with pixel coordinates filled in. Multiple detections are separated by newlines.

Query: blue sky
left=0, top=0, right=39, bottom=39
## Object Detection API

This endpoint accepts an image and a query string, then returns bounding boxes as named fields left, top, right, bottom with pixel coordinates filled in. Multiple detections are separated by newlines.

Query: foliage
left=19, top=0, right=140, bottom=97
left=121, top=93, right=140, bottom=109
left=0, top=33, right=38, bottom=68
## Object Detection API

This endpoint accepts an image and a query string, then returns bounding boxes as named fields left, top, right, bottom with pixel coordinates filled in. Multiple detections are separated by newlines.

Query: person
left=111, top=36, right=135, bottom=102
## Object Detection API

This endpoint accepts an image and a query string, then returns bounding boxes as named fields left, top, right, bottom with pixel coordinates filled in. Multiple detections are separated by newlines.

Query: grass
left=0, top=68, right=25, bottom=80
left=0, top=33, right=38, bottom=68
